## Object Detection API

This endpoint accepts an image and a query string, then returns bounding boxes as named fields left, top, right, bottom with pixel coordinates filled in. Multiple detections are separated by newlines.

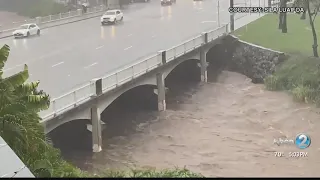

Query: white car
left=12, top=23, right=41, bottom=38
left=101, top=10, right=123, bottom=25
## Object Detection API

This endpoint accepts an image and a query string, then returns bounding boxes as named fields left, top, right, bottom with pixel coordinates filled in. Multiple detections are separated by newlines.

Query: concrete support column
left=200, top=48, right=208, bottom=83
left=91, top=105, right=102, bottom=152
left=156, top=73, right=166, bottom=111
left=91, top=78, right=103, bottom=153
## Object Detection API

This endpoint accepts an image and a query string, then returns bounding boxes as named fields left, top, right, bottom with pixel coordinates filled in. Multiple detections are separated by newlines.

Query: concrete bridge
left=39, top=24, right=229, bottom=152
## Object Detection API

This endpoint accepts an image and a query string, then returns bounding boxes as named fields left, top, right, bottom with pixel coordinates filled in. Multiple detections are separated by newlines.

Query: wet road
left=0, top=0, right=259, bottom=97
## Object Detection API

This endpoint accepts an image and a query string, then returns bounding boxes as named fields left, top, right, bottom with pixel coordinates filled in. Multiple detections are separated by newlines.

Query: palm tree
left=0, top=44, right=84, bottom=177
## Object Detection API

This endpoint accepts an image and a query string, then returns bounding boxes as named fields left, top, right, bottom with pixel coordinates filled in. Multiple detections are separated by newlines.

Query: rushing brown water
left=51, top=70, right=320, bottom=177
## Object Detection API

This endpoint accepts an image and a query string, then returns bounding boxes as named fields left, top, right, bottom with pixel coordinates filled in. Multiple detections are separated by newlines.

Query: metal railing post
left=131, top=66, right=134, bottom=79
left=52, top=100, right=57, bottom=117
left=115, top=73, right=119, bottom=87
left=73, top=91, right=77, bottom=107
left=202, top=32, right=208, bottom=44
left=157, top=51, right=164, bottom=66
left=91, top=78, right=102, bottom=97
left=225, top=24, right=230, bottom=33
left=161, top=50, right=166, bottom=64
left=217, top=0, right=220, bottom=27
left=146, top=59, right=149, bottom=72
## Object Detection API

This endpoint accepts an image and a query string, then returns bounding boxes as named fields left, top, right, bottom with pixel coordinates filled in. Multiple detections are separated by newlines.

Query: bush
left=264, top=54, right=320, bottom=106
left=98, top=167, right=204, bottom=178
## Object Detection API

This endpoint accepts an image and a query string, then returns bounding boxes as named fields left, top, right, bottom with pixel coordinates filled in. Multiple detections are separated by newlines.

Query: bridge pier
left=200, top=47, right=208, bottom=82
left=91, top=105, right=102, bottom=152
left=91, top=78, right=103, bottom=153
left=157, top=73, right=166, bottom=111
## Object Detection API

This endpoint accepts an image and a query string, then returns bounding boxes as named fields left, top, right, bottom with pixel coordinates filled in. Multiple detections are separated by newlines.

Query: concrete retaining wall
left=207, top=35, right=288, bottom=83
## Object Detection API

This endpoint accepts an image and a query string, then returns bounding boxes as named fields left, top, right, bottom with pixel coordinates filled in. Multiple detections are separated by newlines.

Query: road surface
left=0, top=0, right=258, bottom=97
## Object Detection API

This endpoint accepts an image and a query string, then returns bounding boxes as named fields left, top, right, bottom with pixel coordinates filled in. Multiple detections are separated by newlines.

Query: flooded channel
left=49, top=64, right=320, bottom=177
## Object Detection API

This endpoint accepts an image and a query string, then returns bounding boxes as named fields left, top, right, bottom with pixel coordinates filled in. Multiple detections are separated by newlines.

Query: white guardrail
left=0, top=5, right=107, bottom=34
left=39, top=24, right=229, bottom=121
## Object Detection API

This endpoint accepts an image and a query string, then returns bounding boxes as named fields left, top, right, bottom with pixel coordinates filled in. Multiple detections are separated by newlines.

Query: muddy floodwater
left=51, top=71, right=320, bottom=177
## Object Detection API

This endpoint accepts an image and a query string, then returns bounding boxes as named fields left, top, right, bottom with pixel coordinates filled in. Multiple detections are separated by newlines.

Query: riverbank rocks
left=208, top=35, right=288, bottom=83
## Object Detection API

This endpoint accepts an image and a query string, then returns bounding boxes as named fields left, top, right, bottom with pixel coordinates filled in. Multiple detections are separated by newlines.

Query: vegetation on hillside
left=235, top=11, right=320, bottom=106
left=264, top=55, right=320, bottom=105
left=0, top=0, right=68, bottom=18
left=0, top=44, right=203, bottom=177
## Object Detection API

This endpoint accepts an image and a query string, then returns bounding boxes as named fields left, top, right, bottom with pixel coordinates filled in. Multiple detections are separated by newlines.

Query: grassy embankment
left=234, top=13, right=320, bottom=106
left=0, top=0, right=68, bottom=18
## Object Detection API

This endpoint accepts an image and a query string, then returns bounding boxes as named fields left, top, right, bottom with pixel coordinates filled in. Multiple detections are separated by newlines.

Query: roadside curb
left=0, top=3, right=136, bottom=40
left=0, top=3, right=149, bottom=40
left=0, top=12, right=104, bottom=39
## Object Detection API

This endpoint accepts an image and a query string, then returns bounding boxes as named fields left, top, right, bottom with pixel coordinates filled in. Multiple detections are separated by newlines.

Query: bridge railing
left=101, top=53, right=161, bottom=92
left=40, top=24, right=229, bottom=121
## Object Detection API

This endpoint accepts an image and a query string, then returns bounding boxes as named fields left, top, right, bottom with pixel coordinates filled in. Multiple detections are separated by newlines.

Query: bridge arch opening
left=206, top=43, right=230, bottom=82
left=165, top=59, right=201, bottom=108
left=47, top=84, right=159, bottom=167
left=48, top=119, right=92, bottom=157
left=165, top=59, right=201, bottom=84
left=101, top=84, right=158, bottom=139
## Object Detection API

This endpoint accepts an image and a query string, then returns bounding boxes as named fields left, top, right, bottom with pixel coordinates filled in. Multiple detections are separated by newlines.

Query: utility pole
left=230, top=0, right=234, bottom=31
left=217, top=0, right=220, bottom=27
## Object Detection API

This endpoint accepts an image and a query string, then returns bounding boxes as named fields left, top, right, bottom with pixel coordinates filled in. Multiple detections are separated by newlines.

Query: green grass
left=234, top=13, right=320, bottom=106
left=0, top=0, right=68, bottom=18
left=95, top=167, right=204, bottom=178
left=234, top=14, right=320, bottom=55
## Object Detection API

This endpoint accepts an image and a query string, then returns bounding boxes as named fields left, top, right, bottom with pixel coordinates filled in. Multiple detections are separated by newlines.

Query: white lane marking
left=51, top=61, right=64, bottom=68
left=84, top=62, right=98, bottom=69
left=124, top=46, right=133, bottom=51
left=201, top=21, right=216, bottom=23
left=96, top=46, right=104, bottom=50
left=127, top=34, right=133, bottom=37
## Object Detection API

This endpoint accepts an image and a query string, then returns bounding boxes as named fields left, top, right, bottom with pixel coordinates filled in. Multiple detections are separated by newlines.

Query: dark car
left=161, top=0, right=175, bottom=6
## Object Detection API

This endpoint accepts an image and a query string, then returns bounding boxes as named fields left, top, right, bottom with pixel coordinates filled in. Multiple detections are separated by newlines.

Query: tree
left=278, top=0, right=288, bottom=33
left=294, top=0, right=320, bottom=57
left=0, top=44, right=85, bottom=177
left=306, top=0, right=319, bottom=57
